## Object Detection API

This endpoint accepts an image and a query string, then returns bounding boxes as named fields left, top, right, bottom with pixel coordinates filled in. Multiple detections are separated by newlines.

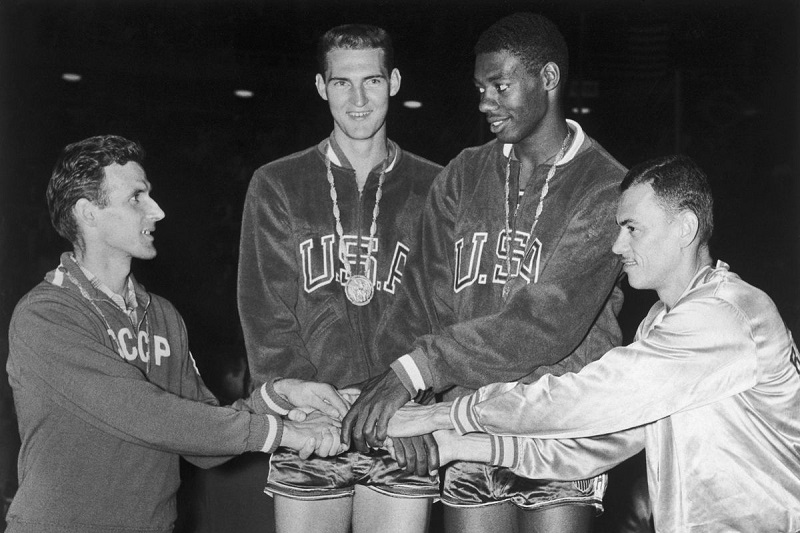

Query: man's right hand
left=280, top=412, right=346, bottom=459
left=341, top=369, right=411, bottom=452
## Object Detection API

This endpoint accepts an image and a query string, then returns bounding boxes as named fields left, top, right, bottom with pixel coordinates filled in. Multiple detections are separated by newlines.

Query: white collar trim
left=502, top=119, right=585, bottom=166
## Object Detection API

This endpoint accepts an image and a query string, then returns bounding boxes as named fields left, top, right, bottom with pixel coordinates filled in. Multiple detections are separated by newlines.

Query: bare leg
left=274, top=494, right=353, bottom=533
left=352, top=485, right=432, bottom=533
left=444, top=503, right=519, bottom=533
left=518, top=504, right=594, bottom=533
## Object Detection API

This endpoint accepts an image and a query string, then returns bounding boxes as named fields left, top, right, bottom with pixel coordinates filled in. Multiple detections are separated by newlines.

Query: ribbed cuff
left=260, top=378, right=293, bottom=415
left=248, top=413, right=284, bottom=454
left=490, top=435, right=518, bottom=469
left=391, top=355, right=422, bottom=397
left=450, top=392, right=485, bottom=435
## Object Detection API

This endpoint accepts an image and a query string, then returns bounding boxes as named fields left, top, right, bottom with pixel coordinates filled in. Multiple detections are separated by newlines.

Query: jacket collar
left=317, top=134, right=400, bottom=174
left=502, top=118, right=586, bottom=165
left=47, top=252, right=151, bottom=312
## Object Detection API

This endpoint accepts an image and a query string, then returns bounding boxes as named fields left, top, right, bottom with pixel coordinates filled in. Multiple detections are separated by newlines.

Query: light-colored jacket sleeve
left=488, top=428, right=646, bottom=481
left=452, top=296, right=757, bottom=439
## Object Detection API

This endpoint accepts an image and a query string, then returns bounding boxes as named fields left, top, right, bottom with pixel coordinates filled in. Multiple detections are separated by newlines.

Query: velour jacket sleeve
left=398, top=155, right=623, bottom=393
left=9, top=293, right=283, bottom=464
left=238, top=171, right=316, bottom=384
left=450, top=296, right=758, bottom=439
left=375, top=165, right=459, bottom=364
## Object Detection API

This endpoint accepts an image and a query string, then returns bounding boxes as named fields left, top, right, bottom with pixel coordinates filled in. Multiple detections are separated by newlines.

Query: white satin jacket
left=452, top=261, right=800, bottom=532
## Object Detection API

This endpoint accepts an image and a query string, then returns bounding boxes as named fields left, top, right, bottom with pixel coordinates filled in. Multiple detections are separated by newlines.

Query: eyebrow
left=131, top=180, right=152, bottom=193
left=617, top=217, right=634, bottom=227
left=474, top=72, right=506, bottom=85
left=328, top=74, right=386, bottom=82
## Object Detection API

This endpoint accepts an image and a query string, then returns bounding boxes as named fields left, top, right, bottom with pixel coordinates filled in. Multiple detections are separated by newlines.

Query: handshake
left=262, top=371, right=448, bottom=476
left=265, top=378, right=359, bottom=460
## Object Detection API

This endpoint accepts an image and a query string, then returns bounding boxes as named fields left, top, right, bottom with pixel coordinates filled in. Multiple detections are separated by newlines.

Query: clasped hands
left=274, top=373, right=452, bottom=474
left=272, top=378, right=358, bottom=459
left=339, top=370, right=443, bottom=476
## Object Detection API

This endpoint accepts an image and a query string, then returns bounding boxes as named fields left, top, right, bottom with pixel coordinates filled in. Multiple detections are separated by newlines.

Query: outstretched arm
left=387, top=401, right=454, bottom=438
left=348, top=155, right=624, bottom=452
left=427, top=427, right=643, bottom=481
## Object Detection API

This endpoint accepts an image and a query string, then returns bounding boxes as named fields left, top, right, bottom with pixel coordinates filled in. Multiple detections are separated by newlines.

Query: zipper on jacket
left=353, top=169, right=372, bottom=374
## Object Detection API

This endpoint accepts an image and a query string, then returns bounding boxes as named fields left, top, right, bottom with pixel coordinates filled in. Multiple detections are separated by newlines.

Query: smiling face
left=89, top=161, right=165, bottom=263
left=474, top=50, right=549, bottom=145
left=315, top=47, right=400, bottom=145
left=612, top=182, right=684, bottom=300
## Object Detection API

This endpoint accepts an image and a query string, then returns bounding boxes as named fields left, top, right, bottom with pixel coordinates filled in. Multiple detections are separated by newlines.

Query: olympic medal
left=345, top=274, right=374, bottom=306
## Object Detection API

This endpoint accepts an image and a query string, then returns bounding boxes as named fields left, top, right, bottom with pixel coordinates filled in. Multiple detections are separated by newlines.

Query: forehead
left=325, top=47, right=387, bottom=78
left=474, top=50, right=530, bottom=81
left=102, top=161, right=149, bottom=193
left=616, top=182, right=667, bottom=222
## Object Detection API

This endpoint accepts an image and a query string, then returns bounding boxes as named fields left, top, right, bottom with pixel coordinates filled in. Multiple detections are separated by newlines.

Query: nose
left=611, top=228, right=626, bottom=256
left=478, top=90, right=497, bottom=114
left=351, top=85, right=367, bottom=107
left=147, top=197, right=166, bottom=221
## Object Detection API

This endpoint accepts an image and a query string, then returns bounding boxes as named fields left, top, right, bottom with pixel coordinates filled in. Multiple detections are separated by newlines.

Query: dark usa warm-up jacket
left=238, top=139, right=442, bottom=389
left=384, top=120, right=628, bottom=400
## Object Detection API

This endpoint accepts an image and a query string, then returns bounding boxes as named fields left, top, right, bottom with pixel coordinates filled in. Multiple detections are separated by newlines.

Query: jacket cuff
left=260, top=378, right=293, bottom=415
left=450, top=392, right=487, bottom=435
left=248, top=414, right=284, bottom=454
left=390, top=348, right=432, bottom=396
left=490, top=435, right=519, bottom=469
left=391, top=355, right=422, bottom=396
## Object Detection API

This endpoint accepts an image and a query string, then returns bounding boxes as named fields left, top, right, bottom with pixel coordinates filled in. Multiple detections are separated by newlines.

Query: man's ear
left=315, top=73, right=328, bottom=101
left=678, top=210, right=700, bottom=247
left=541, top=62, right=562, bottom=92
left=74, top=198, right=98, bottom=229
left=389, top=68, right=401, bottom=97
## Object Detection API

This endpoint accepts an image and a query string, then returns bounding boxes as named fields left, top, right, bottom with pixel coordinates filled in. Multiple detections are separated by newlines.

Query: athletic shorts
left=265, top=447, right=440, bottom=501
left=441, top=461, right=606, bottom=513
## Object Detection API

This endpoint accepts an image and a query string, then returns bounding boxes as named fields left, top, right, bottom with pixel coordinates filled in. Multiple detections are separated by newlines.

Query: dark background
left=0, top=0, right=798, bottom=531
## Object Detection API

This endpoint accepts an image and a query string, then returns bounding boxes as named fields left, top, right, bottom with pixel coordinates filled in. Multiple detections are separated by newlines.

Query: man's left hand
left=391, top=434, right=440, bottom=476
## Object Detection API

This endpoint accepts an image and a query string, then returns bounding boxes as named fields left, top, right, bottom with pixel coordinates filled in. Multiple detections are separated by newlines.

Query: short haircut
left=474, top=12, right=569, bottom=81
left=316, top=24, right=394, bottom=78
left=47, top=135, right=145, bottom=247
left=621, top=155, right=714, bottom=245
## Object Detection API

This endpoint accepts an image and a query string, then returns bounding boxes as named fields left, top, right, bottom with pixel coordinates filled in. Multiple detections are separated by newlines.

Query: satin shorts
left=441, top=460, right=606, bottom=512
left=265, top=447, right=440, bottom=500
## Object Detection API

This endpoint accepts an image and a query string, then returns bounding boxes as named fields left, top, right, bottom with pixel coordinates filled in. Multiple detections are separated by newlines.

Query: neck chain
left=325, top=143, right=387, bottom=306
left=502, top=129, right=573, bottom=301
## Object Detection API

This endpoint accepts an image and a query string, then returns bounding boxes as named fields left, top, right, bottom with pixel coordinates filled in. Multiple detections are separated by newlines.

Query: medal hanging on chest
left=502, top=131, right=573, bottom=302
left=326, top=144, right=387, bottom=306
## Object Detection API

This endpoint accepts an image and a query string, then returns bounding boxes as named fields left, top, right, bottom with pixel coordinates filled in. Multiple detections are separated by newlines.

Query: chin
left=625, top=275, right=643, bottom=290
left=136, top=249, right=158, bottom=260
